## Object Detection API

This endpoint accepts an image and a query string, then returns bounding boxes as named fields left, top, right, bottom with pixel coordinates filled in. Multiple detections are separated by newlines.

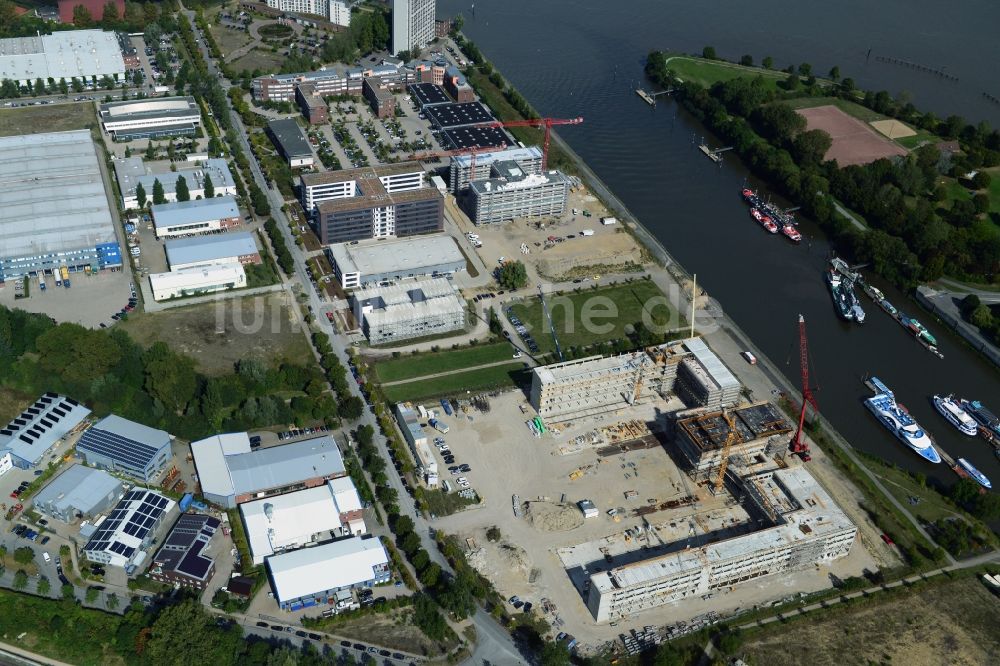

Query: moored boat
left=933, top=395, right=979, bottom=436
left=781, top=222, right=802, bottom=242
left=956, top=458, right=992, bottom=489
left=960, top=399, right=1000, bottom=441
left=827, top=269, right=854, bottom=320
left=864, top=377, right=942, bottom=464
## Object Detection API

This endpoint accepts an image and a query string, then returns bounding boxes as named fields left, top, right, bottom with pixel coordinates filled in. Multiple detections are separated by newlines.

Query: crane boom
left=483, top=117, right=584, bottom=169
left=791, top=314, right=816, bottom=461
left=537, top=284, right=564, bottom=362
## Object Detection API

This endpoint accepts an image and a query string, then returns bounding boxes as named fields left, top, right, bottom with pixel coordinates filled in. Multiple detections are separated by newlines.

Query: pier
left=636, top=89, right=656, bottom=106
left=698, top=144, right=733, bottom=163
left=873, top=55, right=958, bottom=81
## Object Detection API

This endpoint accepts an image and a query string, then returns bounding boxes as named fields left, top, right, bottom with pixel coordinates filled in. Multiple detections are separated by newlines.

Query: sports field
left=797, top=105, right=907, bottom=166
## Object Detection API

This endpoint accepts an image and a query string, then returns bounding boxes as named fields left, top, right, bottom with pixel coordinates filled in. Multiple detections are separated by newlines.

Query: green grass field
left=663, top=56, right=786, bottom=91
left=382, top=363, right=528, bottom=403
left=374, top=342, right=515, bottom=383
left=940, top=166, right=1000, bottom=215
left=507, top=281, right=680, bottom=355
left=0, top=103, right=98, bottom=138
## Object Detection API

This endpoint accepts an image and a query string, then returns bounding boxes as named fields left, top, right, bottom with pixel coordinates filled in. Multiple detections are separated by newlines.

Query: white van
left=43, top=552, right=51, bottom=563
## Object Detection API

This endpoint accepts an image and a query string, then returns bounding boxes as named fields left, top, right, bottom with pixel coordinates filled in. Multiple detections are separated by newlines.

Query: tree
left=762, top=56, right=774, bottom=70
left=72, top=5, right=95, bottom=27
left=203, top=172, right=215, bottom=198
left=14, top=546, right=34, bottom=565
left=497, top=260, right=528, bottom=290
left=37, top=576, right=51, bottom=595
left=106, top=592, right=119, bottom=609
left=486, top=526, right=501, bottom=542
left=970, top=304, right=993, bottom=329
left=338, top=396, right=364, bottom=421
left=539, top=642, right=571, bottom=666
left=152, top=178, right=166, bottom=205
left=13, top=570, right=28, bottom=590
left=175, top=175, right=190, bottom=202
left=144, top=599, right=242, bottom=666
left=58, top=78, right=68, bottom=95
left=35, top=77, right=46, bottom=95
left=972, top=171, right=992, bottom=189
left=136, top=181, right=147, bottom=209
left=739, top=54, right=753, bottom=67
left=85, top=586, right=100, bottom=603
left=829, top=65, right=841, bottom=81
left=702, top=46, right=717, bottom=60
left=792, top=128, right=833, bottom=165
left=101, top=0, right=119, bottom=25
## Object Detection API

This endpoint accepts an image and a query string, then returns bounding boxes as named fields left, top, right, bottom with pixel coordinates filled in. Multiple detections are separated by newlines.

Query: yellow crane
left=713, top=411, right=737, bottom=494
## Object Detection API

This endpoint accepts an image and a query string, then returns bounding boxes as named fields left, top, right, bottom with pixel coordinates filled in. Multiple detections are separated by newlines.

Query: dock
left=698, top=145, right=726, bottom=163
left=636, top=89, right=656, bottom=106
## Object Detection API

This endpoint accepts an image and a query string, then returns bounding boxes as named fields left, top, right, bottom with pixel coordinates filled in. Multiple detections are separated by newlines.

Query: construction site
left=430, top=335, right=878, bottom=650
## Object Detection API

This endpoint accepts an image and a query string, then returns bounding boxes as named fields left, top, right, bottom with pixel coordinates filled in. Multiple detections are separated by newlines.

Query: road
left=179, top=10, right=526, bottom=664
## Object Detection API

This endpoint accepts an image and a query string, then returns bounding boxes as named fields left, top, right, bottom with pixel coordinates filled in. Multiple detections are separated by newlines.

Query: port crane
left=483, top=117, right=584, bottom=169
left=791, top=314, right=817, bottom=461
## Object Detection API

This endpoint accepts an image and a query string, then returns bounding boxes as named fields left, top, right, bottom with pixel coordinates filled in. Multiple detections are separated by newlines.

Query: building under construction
left=673, top=402, right=793, bottom=476
left=585, top=466, right=857, bottom=622
left=674, top=337, right=742, bottom=409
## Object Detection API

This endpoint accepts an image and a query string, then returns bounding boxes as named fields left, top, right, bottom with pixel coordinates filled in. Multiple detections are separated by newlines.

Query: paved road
left=180, top=10, right=526, bottom=664
left=935, top=277, right=1000, bottom=303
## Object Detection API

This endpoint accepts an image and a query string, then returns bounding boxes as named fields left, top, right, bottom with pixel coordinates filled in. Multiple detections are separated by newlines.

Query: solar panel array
left=77, top=425, right=164, bottom=475
left=84, top=489, right=170, bottom=563
left=0, top=392, right=81, bottom=445
left=154, top=514, right=221, bottom=582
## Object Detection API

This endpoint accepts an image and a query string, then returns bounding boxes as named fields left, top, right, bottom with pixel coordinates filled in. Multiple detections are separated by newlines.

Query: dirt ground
left=743, top=576, right=1000, bottom=666
left=0, top=103, right=98, bottom=137
left=119, top=292, right=312, bottom=375
left=323, top=608, right=456, bottom=658
left=870, top=118, right=917, bottom=139
left=432, top=391, right=879, bottom=649
left=797, top=105, right=907, bottom=166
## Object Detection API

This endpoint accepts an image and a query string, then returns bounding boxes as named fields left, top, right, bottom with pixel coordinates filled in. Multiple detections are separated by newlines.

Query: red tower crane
left=791, top=314, right=818, bottom=461
left=406, top=142, right=508, bottom=176
left=484, top=117, right=584, bottom=169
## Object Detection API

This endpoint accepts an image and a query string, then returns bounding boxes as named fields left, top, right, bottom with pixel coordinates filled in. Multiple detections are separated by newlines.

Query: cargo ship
left=960, top=399, right=1000, bottom=442
left=932, top=395, right=979, bottom=436
left=864, top=376, right=942, bottom=463
left=956, top=458, right=992, bottom=489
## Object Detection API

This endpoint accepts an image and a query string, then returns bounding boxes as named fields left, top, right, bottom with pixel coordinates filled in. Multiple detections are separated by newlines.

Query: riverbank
left=455, top=33, right=960, bottom=568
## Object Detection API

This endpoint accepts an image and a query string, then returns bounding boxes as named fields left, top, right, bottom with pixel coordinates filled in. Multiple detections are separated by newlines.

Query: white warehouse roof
left=267, top=537, right=389, bottom=603
left=0, top=131, right=118, bottom=260
left=165, top=232, right=258, bottom=269
left=0, top=30, right=125, bottom=83
left=328, top=234, right=464, bottom=278
left=0, top=393, right=91, bottom=466
left=152, top=196, right=240, bottom=229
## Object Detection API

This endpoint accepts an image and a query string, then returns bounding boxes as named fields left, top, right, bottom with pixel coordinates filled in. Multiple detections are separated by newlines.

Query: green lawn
left=940, top=167, right=1000, bottom=215
left=507, top=281, right=680, bottom=355
left=382, top=363, right=528, bottom=402
left=663, top=56, right=786, bottom=91
left=374, top=342, right=515, bottom=383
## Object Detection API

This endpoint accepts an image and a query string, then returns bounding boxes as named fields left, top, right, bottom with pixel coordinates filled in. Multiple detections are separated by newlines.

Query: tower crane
left=406, top=142, right=507, bottom=178
left=791, top=314, right=818, bottom=462
left=483, top=117, right=584, bottom=169
left=537, top=284, right=564, bottom=362
left=713, top=411, right=738, bottom=494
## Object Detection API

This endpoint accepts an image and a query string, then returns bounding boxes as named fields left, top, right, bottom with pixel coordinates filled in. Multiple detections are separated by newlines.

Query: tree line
left=645, top=51, right=1000, bottom=289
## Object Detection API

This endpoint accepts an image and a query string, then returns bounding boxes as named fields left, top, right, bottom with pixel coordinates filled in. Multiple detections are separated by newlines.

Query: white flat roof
left=0, top=131, right=117, bottom=259
left=267, top=537, right=389, bottom=603
left=241, top=484, right=345, bottom=563
left=0, top=30, right=125, bottom=82
left=148, top=263, right=246, bottom=291
left=328, top=234, right=464, bottom=277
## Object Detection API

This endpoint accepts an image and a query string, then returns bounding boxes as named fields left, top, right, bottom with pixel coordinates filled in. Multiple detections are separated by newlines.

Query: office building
left=391, top=0, right=435, bottom=55
left=148, top=263, right=248, bottom=301
left=352, top=278, right=465, bottom=344
left=326, top=234, right=464, bottom=289
left=362, top=76, right=396, bottom=118
left=190, top=433, right=346, bottom=509
left=148, top=514, right=221, bottom=590
left=99, top=97, right=201, bottom=141
left=464, top=165, right=571, bottom=225
left=295, top=83, right=329, bottom=124
left=302, top=163, right=443, bottom=243
left=252, top=59, right=404, bottom=103
left=114, top=157, right=237, bottom=209
left=267, top=536, right=391, bottom=611
left=674, top=337, right=742, bottom=409
left=0, top=393, right=90, bottom=470
left=75, top=414, right=172, bottom=483
left=165, top=232, right=261, bottom=271
left=586, top=467, right=857, bottom=622
left=31, top=465, right=125, bottom=522
left=263, top=0, right=353, bottom=26
left=0, top=30, right=125, bottom=86
left=449, top=146, right=543, bottom=192
left=409, top=59, right=446, bottom=85
left=240, top=477, right=366, bottom=564
left=151, top=196, right=242, bottom=238
left=0, top=131, right=122, bottom=282
left=267, top=118, right=314, bottom=168
left=394, top=403, right=437, bottom=487
left=673, top=403, right=793, bottom=475
left=82, top=489, right=175, bottom=570
left=443, top=65, right=474, bottom=102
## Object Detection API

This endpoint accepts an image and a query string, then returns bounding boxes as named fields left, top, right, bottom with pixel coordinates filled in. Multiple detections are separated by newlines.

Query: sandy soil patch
left=870, top=118, right=917, bottom=139
left=797, top=105, right=907, bottom=166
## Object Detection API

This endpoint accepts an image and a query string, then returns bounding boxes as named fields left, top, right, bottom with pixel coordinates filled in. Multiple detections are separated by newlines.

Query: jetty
left=636, top=89, right=656, bottom=106
left=698, top=144, right=733, bottom=163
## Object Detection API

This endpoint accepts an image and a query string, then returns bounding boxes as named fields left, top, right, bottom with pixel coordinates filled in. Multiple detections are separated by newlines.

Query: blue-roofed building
left=150, top=196, right=242, bottom=239
left=32, top=464, right=126, bottom=522
left=190, top=433, right=347, bottom=508
left=164, top=232, right=262, bottom=270
left=76, top=415, right=172, bottom=483
left=82, top=488, right=176, bottom=569
left=0, top=393, right=91, bottom=471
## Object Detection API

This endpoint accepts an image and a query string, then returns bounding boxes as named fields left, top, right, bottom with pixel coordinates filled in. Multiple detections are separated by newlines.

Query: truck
left=428, top=418, right=450, bottom=434
left=60, top=266, right=68, bottom=281
left=439, top=399, right=453, bottom=416
left=600, top=216, right=618, bottom=225
left=580, top=229, right=594, bottom=237
left=153, top=85, right=170, bottom=94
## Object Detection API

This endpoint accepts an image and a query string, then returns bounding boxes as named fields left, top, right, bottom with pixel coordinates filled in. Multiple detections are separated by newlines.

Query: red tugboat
left=760, top=214, right=779, bottom=233
left=782, top=221, right=802, bottom=242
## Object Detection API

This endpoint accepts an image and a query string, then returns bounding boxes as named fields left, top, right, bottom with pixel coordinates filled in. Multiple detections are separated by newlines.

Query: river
left=440, top=0, right=1000, bottom=489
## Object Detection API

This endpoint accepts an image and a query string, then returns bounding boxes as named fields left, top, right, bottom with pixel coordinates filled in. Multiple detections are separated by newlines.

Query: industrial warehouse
left=326, top=234, right=465, bottom=289
left=148, top=263, right=247, bottom=301
left=151, top=196, right=242, bottom=238
left=0, top=30, right=125, bottom=86
left=301, top=163, right=443, bottom=244
left=267, top=118, right=315, bottom=167
left=165, top=232, right=262, bottom=270
left=114, top=157, right=237, bottom=209
left=351, top=277, right=466, bottom=344
left=0, top=131, right=122, bottom=282
left=0, top=393, right=90, bottom=471
left=75, top=414, right=173, bottom=483
left=99, top=97, right=202, bottom=141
